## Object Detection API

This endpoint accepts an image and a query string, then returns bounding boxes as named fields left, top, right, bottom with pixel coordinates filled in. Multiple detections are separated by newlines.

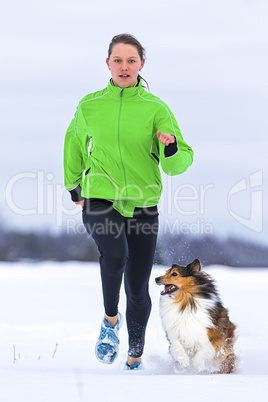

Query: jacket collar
left=107, top=79, right=144, bottom=99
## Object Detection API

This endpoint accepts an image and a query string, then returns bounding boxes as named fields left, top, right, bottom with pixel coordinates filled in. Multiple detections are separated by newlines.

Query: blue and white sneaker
left=95, top=313, right=122, bottom=364
left=126, top=360, right=142, bottom=370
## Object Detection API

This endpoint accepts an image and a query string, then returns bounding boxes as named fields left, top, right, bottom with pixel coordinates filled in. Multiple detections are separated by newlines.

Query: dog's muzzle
left=155, top=276, right=178, bottom=295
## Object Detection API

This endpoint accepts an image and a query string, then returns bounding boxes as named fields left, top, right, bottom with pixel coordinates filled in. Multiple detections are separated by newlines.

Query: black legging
left=82, top=199, right=159, bottom=358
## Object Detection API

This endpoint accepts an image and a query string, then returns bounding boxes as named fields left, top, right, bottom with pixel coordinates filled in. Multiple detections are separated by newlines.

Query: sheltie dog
left=155, top=259, right=236, bottom=373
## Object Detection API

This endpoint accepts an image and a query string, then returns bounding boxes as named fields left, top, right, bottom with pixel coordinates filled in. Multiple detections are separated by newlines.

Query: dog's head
left=155, top=259, right=201, bottom=296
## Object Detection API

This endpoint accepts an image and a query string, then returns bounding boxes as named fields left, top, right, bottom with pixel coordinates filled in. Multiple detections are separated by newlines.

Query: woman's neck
left=111, top=79, right=138, bottom=88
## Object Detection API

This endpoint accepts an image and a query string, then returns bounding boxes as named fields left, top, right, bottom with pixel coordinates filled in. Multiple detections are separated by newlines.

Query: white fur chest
left=159, top=295, right=216, bottom=352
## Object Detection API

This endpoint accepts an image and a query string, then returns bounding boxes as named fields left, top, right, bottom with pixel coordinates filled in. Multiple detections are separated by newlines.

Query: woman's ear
left=139, top=59, right=145, bottom=71
left=106, top=58, right=111, bottom=70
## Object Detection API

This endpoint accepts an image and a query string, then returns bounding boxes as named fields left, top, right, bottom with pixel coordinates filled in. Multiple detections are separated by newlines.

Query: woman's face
left=106, top=43, right=145, bottom=88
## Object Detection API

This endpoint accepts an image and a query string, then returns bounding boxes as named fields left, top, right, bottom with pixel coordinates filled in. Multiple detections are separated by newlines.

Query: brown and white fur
left=155, top=259, right=236, bottom=373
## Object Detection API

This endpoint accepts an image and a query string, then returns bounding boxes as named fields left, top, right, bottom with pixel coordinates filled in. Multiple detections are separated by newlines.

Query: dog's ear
left=187, top=259, right=201, bottom=272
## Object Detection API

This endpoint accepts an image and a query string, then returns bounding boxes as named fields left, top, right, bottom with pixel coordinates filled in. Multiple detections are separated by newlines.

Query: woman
left=64, top=33, right=193, bottom=370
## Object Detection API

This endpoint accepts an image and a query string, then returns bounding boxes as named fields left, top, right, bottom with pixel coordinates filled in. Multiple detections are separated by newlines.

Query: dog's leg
left=192, top=342, right=216, bottom=372
left=170, top=341, right=190, bottom=367
left=219, top=346, right=236, bottom=374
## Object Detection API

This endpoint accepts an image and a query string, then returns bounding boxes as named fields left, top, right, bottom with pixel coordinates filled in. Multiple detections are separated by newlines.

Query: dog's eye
left=171, top=272, right=178, bottom=277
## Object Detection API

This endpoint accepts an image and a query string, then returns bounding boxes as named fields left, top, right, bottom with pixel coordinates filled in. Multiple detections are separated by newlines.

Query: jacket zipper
left=118, top=89, right=128, bottom=198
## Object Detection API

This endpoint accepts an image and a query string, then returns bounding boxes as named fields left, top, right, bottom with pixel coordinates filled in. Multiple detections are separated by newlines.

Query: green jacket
left=64, top=80, right=193, bottom=217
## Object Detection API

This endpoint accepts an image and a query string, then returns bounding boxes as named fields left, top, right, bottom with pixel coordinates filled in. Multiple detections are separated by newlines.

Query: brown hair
left=107, top=33, right=149, bottom=89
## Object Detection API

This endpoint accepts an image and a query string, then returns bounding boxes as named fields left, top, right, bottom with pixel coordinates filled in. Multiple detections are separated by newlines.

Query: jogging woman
left=64, top=33, right=193, bottom=370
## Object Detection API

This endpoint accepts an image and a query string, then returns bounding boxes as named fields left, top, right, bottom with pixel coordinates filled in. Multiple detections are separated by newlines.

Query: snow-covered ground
left=0, top=261, right=267, bottom=401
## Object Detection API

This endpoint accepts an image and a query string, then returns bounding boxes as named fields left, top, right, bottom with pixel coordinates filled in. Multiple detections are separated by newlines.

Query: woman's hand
left=74, top=200, right=84, bottom=208
left=157, top=131, right=175, bottom=146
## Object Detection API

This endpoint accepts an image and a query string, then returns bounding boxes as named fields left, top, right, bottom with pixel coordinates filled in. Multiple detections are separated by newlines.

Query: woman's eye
left=129, top=60, right=135, bottom=63
left=114, top=59, right=121, bottom=63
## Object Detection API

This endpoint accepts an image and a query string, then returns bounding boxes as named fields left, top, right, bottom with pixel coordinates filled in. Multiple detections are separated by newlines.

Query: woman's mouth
left=119, top=74, right=130, bottom=78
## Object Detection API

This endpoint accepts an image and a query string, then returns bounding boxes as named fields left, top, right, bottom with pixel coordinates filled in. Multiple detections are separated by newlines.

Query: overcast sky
left=1, top=0, right=267, bottom=244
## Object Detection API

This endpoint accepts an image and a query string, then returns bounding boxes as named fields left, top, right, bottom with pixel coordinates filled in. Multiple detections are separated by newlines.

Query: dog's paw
left=170, top=342, right=190, bottom=367
left=176, top=355, right=190, bottom=367
left=192, top=344, right=215, bottom=372
left=192, top=355, right=206, bottom=372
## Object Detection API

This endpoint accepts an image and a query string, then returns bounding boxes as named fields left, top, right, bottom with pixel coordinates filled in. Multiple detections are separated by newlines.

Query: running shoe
left=95, top=313, right=122, bottom=364
left=126, top=360, right=142, bottom=370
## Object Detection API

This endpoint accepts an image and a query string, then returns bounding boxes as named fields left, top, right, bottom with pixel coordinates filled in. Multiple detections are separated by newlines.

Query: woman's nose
left=121, top=62, right=128, bottom=70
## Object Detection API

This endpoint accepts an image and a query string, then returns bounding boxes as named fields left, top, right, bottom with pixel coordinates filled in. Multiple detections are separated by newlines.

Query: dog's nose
left=155, top=277, right=161, bottom=284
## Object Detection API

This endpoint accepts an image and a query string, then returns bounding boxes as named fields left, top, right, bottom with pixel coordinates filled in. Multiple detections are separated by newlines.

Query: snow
left=0, top=262, right=268, bottom=401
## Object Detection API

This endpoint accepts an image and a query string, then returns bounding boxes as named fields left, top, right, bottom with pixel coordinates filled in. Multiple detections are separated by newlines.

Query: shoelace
left=99, top=326, right=119, bottom=345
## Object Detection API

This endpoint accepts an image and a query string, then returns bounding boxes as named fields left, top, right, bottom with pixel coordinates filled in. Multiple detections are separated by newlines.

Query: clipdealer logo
left=227, top=170, right=263, bottom=233
left=5, top=169, right=264, bottom=234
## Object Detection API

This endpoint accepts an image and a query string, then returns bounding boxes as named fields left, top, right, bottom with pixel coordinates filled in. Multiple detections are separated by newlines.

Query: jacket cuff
left=69, top=185, right=84, bottom=202
left=164, top=137, right=178, bottom=158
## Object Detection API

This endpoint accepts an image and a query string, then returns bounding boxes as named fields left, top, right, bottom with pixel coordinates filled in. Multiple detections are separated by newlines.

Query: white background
left=1, top=0, right=267, bottom=244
